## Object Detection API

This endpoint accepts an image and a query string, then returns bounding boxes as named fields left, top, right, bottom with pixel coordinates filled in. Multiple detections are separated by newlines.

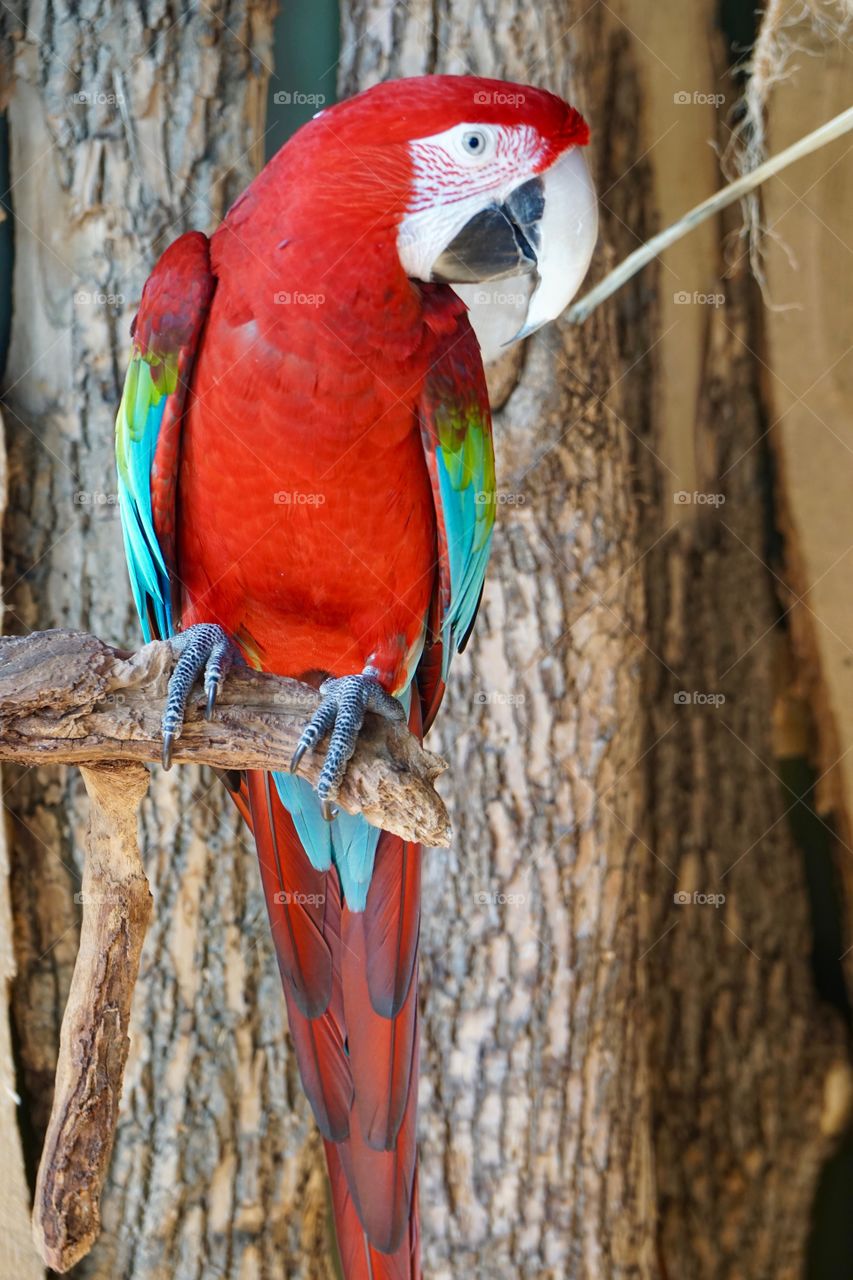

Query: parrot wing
left=115, top=230, right=216, bottom=640
left=417, top=286, right=496, bottom=729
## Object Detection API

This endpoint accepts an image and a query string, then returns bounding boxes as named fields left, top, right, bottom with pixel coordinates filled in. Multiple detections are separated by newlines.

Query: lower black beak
left=430, top=177, right=545, bottom=285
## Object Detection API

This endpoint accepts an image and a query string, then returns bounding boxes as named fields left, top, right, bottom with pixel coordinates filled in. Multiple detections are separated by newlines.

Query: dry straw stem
left=568, top=103, right=853, bottom=324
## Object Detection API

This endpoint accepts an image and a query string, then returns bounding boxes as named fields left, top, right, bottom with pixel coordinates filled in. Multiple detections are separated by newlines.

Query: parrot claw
left=160, top=623, right=239, bottom=770
left=290, top=670, right=405, bottom=812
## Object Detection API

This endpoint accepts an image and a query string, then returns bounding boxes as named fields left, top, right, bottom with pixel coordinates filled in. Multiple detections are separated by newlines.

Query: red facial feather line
left=406, top=125, right=546, bottom=212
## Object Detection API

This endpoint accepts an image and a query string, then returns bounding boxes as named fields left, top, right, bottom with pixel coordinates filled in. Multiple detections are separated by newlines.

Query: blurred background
left=1, top=1, right=853, bottom=1277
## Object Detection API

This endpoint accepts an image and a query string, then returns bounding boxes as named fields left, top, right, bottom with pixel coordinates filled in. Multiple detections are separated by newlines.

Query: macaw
left=115, top=74, right=596, bottom=1278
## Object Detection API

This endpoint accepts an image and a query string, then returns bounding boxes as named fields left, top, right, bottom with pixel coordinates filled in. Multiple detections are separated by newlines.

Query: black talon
left=160, top=623, right=239, bottom=769
left=290, top=669, right=405, bottom=814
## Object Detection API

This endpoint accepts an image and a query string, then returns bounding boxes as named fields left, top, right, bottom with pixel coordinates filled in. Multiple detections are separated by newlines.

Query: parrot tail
left=325, top=1144, right=422, bottom=1280
left=232, top=705, right=423, bottom=1278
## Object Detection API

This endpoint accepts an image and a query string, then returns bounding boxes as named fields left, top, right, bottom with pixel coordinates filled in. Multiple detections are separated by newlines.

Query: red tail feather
left=248, top=771, right=331, bottom=1018
left=235, top=768, right=422, bottom=1275
left=343, top=914, right=418, bottom=1149
left=326, top=1146, right=422, bottom=1280
left=351, top=830, right=421, bottom=1018
left=232, top=688, right=428, bottom=1276
left=337, top=1012, right=419, bottom=1254
left=280, top=869, right=353, bottom=1142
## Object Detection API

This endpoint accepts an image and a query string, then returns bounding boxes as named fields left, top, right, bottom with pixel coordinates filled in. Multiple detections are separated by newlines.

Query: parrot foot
left=161, top=623, right=239, bottom=770
left=290, top=671, right=406, bottom=820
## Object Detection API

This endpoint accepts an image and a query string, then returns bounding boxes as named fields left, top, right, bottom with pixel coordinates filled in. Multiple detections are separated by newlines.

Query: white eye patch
left=397, top=123, right=544, bottom=281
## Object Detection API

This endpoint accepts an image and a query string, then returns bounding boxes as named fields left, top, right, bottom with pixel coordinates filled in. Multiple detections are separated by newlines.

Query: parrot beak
left=430, top=179, right=542, bottom=286
left=508, top=145, right=598, bottom=342
left=433, top=146, right=597, bottom=356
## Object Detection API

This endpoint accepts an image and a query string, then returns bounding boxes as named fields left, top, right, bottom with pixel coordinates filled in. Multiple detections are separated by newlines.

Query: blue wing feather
left=117, top=386, right=171, bottom=641
left=418, top=301, right=496, bottom=685
left=114, top=230, right=215, bottom=643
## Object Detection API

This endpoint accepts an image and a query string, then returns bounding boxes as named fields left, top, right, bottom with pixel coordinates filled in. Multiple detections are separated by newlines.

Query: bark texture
left=0, top=413, right=43, bottom=1280
left=1, top=5, right=335, bottom=1279
left=757, top=14, right=853, bottom=972
left=1, top=0, right=851, bottom=1278
left=338, top=3, right=850, bottom=1278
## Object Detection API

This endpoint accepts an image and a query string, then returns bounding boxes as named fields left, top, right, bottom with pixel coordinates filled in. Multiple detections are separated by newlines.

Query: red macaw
left=115, top=75, right=596, bottom=1278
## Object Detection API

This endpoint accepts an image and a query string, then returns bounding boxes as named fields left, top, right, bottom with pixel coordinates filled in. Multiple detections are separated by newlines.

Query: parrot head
left=273, top=76, right=596, bottom=352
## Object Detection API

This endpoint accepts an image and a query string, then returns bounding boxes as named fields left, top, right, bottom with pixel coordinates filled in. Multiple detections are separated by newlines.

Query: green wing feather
left=418, top=296, right=496, bottom=681
left=114, top=231, right=215, bottom=641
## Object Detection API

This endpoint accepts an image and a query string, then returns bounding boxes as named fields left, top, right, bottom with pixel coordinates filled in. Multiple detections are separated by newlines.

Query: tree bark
left=2, top=1, right=851, bottom=1278
left=0, top=408, right=42, bottom=1279
left=757, top=12, right=853, bottom=975
left=339, top=2, right=850, bottom=1278
left=0, top=5, right=336, bottom=1279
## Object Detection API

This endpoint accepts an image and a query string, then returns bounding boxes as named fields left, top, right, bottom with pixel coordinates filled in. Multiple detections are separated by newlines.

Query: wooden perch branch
left=0, top=629, right=450, bottom=846
left=0, top=628, right=450, bottom=1272
left=32, top=761, right=152, bottom=1272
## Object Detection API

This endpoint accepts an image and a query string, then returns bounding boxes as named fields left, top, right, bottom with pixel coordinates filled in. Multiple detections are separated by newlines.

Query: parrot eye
left=456, top=128, right=493, bottom=161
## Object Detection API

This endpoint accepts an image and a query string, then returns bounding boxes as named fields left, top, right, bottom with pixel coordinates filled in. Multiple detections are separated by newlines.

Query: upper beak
left=430, top=177, right=543, bottom=286
left=432, top=146, right=598, bottom=348
left=510, top=146, right=598, bottom=341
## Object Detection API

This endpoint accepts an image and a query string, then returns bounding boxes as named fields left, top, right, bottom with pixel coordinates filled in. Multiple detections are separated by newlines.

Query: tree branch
left=0, top=629, right=450, bottom=847
left=0, top=628, right=451, bottom=1271
left=31, top=762, right=152, bottom=1272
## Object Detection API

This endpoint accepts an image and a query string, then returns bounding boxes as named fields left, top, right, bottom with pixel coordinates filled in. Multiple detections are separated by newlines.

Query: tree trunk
left=0, top=5, right=339, bottom=1279
left=0, top=406, right=42, bottom=1277
left=339, top=2, right=850, bottom=1278
left=758, top=10, right=853, bottom=962
left=1, top=1, right=851, bottom=1278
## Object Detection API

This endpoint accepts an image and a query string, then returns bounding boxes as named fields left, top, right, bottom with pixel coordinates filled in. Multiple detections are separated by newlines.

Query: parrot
left=114, top=74, right=596, bottom=1279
